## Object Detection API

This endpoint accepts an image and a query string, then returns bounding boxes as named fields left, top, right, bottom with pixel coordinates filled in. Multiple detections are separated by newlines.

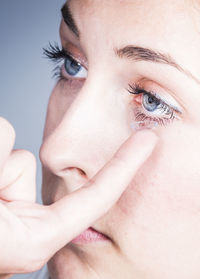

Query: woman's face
left=40, top=0, right=200, bottom=278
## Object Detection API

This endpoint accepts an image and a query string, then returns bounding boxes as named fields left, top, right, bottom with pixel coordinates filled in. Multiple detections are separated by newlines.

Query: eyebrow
left=116, top=46, right=200, bottom=85
left=60, top=5, right=200, bottom=86
left=61, top=3, right=79, bottom=38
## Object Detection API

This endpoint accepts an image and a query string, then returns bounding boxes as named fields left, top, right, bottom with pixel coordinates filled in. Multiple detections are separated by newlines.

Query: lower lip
left=71, top=228, right=109, bottom=244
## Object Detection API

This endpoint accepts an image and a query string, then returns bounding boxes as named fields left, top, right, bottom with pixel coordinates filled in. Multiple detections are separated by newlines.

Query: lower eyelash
left=135, top=112, right=172, bottom=126
left=43, top=43, right=66, bottom=82
left=44, top=42, right=74, bottom=85
left=53, top=64, right=78, bottom=89
left=134, top=107, right=175, bottom=127
left=53, top=65, right=67, bottom=81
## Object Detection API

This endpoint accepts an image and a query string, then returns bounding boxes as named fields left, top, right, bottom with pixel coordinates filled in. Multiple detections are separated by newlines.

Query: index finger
left=0, top=118, right=15, bottom=180
left=48, top=130, right=157, bottom=249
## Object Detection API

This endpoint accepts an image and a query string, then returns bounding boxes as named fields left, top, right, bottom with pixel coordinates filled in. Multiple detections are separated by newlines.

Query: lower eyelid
left=61, top=62, right=85, bottom=79
left=58, top=66, right=85, bottom=88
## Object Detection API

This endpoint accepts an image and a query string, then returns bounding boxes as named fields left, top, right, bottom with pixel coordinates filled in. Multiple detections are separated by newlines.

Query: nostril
left=59, top=167, right=88, bottom=192
left=61, top=167, right=86, bottom=177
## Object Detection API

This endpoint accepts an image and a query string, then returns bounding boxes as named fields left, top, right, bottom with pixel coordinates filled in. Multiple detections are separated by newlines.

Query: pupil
left=148, top=96, right=154, bottom=104
left=65, top=55, right=81, bottom=76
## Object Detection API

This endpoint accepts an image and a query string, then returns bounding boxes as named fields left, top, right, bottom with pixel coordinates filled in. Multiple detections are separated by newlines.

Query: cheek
left=113, top=123, right=200, bottom=273
left=153, top=123, right=200, bottom=215
left=119, top=122, right=200, bottom=218
left=114, top=122, right=200, bottom=243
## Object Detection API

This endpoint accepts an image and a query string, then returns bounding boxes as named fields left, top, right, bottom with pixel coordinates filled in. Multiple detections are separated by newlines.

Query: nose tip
left=40, top=139, right=89, bottom=193
left=39, top=134, right=92, bottom=180
left=40, top=82, right=125, bottom=194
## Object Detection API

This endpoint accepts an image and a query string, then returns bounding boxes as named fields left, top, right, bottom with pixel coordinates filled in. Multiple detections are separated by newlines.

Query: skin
left=0, top=119, right=156, bottom=278
left=40, top=0, right=200, bottom=278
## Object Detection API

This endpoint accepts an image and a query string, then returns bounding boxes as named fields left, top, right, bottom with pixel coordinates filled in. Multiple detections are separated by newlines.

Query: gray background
left=0, top=0, right=65, bottom=202
left=0, top=0, right=65, bottom=277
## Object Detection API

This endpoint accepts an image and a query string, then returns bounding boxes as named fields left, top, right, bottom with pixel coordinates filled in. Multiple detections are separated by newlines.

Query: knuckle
left=24, top=150, right=36, bottom=165
left=14, top=149, right=36, bottom=168
left=21, top=258, right=46, bottom=274
left=0, top=117, right=16, bottom=146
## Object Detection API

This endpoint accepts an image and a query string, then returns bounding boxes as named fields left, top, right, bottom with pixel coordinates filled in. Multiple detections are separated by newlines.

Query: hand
left=0, top=117, right=157, bottom=275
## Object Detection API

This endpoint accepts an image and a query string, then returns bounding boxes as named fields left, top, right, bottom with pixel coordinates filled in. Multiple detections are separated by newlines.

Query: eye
left=127, top=83, right=182, bottom=127
left=63, top=54, right=88, bottom=78
left=43, top=43, right=88, bottom=81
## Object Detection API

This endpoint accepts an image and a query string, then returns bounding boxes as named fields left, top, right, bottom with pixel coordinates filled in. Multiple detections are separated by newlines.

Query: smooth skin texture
left=0, top=118, right=156, bottom=278
left=39, top=0, right=200, bottom=278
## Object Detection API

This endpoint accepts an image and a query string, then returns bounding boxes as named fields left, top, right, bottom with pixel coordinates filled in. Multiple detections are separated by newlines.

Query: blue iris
left=143, top=93, right=161, bottom=112
left=64, top=55, right=82, bottom=76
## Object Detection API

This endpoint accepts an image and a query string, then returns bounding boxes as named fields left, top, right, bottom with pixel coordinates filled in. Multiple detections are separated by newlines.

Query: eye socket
left=63, top=54, right=88, bottom=78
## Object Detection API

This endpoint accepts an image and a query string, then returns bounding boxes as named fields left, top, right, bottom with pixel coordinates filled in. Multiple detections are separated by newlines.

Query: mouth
left=71, top=227, right=111, bottom=245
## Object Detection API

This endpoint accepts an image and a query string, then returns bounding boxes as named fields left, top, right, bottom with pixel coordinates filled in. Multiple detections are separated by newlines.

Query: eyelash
left=43, top=42, right=72, bottom=82
left=43, top=42, right=179, bottom=128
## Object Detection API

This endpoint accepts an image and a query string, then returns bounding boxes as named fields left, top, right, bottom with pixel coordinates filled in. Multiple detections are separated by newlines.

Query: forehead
left=69, top=0, right=191, bottom=28
left=68, top=0, right=195, bottom=46
left=66, top=0, right=199, bottom=65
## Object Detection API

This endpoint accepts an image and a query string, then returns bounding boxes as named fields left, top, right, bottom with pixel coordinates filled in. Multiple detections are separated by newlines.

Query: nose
left=40, top=80, right=130, bottom=192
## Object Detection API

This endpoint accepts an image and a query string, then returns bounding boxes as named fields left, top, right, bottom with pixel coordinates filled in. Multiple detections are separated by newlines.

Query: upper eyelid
left=43, top=43, right=86, bottom=68
left=62, top=48, right=88, bottom=71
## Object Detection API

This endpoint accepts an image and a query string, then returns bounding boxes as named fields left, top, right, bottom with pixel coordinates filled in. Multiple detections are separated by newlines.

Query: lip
left=71, top=227, right=110, bottom=244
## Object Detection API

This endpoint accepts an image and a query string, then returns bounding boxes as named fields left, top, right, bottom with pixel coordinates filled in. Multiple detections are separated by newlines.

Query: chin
left=48, top=244, right=103, bottom=279
left=48, top=241, right=136, bottom=279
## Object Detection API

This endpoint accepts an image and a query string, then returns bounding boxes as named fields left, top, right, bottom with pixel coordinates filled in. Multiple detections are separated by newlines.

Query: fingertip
left=130, top=129, right=158, bottom=147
